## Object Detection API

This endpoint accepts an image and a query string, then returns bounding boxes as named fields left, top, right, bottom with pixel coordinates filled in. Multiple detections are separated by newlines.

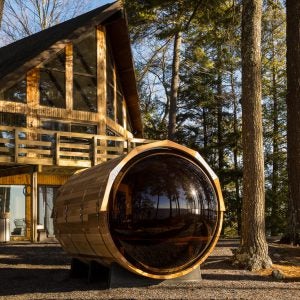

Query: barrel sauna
left=53, top=140, right=225, bottom=279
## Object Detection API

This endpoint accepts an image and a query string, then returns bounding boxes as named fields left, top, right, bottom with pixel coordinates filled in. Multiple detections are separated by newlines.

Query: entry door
left=38, top=186, right=59, bottom=237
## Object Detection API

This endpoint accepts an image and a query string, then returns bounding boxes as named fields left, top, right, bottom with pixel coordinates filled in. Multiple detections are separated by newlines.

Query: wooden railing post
left=55, top=133, right=60, bottom=166
left=127, top=138, right=131, bottom=153
left=92, top=136, right=98, bottom=166
left=14, top=129, right=19, bottom=163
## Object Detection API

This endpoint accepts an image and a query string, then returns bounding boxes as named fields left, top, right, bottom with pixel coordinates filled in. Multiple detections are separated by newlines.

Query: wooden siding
left=0, top=173, right=68, bottom=187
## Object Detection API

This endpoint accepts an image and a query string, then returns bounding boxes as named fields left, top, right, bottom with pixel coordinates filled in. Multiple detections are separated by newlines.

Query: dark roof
left=0, top=4, right=115, bottom=78
left=0, top=1, right=116, bottom=81
left=0, top=1, right=143, bottom=136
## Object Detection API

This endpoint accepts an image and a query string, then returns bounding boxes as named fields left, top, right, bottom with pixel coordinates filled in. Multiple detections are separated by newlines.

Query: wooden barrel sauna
left=53, top=140, right=225, bottom=279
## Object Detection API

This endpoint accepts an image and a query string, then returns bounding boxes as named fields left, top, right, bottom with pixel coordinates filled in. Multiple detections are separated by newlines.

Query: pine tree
left=262, top=0, right=287, bottom=236
left=234, top=0, right=272, bottom=270
left=286, top=0, right=300, bottom=245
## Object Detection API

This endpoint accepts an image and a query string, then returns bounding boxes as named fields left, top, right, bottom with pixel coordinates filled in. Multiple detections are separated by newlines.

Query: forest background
left=122, top=0, right=288, bottom=239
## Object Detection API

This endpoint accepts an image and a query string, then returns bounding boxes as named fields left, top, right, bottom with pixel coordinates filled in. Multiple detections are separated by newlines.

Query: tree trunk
left=286, top=0, right=300, bottom=245
left=216, top=70, right=224, bottom=181
left=234, top=0, right=272, bottom=270
left=0, top=0, right=4, bottom=27
left=168, top=31, right=182, bottom=141
left=270, top=14, right=280, bottom=235
left=231, top=70, right=242, bottom=235
left=202, top=107, right=208, bottom=157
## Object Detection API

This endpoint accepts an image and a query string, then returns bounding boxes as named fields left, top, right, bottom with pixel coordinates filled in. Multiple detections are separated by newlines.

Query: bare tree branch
left=0, top=0, right=90, bottom=45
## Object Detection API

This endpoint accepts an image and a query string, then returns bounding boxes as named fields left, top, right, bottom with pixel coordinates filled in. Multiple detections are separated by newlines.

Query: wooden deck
left=0, top=125, right=155, bottom=168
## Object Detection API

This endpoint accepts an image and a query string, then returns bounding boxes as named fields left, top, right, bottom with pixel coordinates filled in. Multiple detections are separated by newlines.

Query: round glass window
left=109, top=152, right=219, bottom=275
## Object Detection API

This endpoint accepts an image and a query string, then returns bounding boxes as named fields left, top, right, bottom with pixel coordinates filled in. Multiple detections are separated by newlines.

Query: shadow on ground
left=0, top=239, right=298, bottom=297
left=0, top=265, right=111, bottom=296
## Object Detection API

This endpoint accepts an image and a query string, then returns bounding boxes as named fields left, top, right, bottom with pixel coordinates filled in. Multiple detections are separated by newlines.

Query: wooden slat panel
left=0, top=138, right=11, bottom=143
left=14, top=129, right=19, bottom=163
left=0, top=157, right=12, bottom=163
left=97, top=154, right=121, bottom=159
left=58, top=131, right=94, bottom=139
left=95, top=135, right=125, bottom=142
left=59, top=143, right=90, bottom=150
left=0, top=102, right=103, bottom=124
left=96, top=146, right=123, bottom=152
left=38, top=174, right=69, bottom=185
left=18, top=157, right=53, bottom=165
left=21, top=140, right=51, bottom=147
left=0, top=147, right=10, bottom=153
left=58, top=159, right=91, bottom=167
left=18, top=149, right=51, bottom=155
left=130, top=138, right=157, bottom=144
left=59, top=151, right=90, bottom=158
left=0, top=174, right=30, bottom=184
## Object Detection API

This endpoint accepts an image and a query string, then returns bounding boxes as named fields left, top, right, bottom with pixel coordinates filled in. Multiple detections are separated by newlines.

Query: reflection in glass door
left=38, top=186, right=59, bottom=237
left=0, top=185, right=26, bottom=236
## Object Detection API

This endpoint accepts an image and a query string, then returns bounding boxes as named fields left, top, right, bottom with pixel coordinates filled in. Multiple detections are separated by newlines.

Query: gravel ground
left=0, top=239, right=299, bottom=299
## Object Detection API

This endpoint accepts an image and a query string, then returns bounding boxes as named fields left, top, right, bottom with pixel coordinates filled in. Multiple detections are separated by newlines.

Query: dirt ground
left=0, top=239, right=299, bottom=300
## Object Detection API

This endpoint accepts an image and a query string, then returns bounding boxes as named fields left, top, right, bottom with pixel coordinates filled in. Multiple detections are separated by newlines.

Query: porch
left=0, top=125, right=155, bottom=242
left=0, top=125, right=155, bottom=170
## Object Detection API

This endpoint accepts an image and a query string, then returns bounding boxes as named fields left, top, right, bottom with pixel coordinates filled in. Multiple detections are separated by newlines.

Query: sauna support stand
left=70, top=258, right=202, bottom=288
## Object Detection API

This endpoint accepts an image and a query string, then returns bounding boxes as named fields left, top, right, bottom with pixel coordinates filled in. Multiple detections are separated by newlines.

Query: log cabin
left=0, top=1, right=152, bottom=242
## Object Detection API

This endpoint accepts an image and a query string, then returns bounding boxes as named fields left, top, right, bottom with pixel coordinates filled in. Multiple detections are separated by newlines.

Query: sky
left=0, top=0, right=116, bottom=46
left=88, top=0, right=114, bottom=10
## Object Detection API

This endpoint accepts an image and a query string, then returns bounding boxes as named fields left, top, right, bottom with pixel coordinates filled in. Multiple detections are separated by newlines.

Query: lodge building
left=0, top=1, right=150, bottom=242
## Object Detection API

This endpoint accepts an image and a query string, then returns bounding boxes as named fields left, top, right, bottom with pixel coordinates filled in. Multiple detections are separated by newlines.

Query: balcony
left=0, top=125, right=155, bottom=169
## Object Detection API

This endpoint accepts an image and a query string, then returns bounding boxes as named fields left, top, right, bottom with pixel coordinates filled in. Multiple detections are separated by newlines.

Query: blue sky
left=88, top=0, right=114, bottom=10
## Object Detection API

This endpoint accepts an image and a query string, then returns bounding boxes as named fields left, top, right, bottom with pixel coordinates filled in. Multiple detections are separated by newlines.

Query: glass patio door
left=38, top=186, right=59, bottom=237
left=0, top=185, right=26, bottom=237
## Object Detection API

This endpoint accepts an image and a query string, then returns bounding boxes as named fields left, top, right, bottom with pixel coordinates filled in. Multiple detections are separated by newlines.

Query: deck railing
left=0, top=125, right=156, bottom=168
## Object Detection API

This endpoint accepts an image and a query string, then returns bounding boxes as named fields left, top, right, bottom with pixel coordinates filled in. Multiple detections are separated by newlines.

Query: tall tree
left=168, top=29, right=182, bottom=140
left=262, top=0, right=287, bottom=236
left=286, top=0, right=300, bottom=244
left=234, top=0, right=272, bottom=270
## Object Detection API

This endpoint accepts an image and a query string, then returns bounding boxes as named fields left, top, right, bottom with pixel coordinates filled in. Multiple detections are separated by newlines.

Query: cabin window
left=73, top=75, right=97, bottom=112
left=106, top=37, right=115, bottom=120
left=39, top=50, right=66, bottom=108
left=41, top=120, right=69, bottom=132
left=0, top=113, right=26, bottom=148
left=106, top=127, right=118, bottom=137
left=106, top=127, right=123, bottom=156
left=126, top=108, right=133, bottom=133
left=41, top=120, right=97, bottom=134
left=73, top=32, right=97, bottom=112
left=0, top=112, right=26, bottom=127
left=116, top=79, right=124, bottom=126
left=71, top=123, right=97, bottom=134
left=41, top=120, right=97, bottom=145
left=0, top=79, right=26, bottom=103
